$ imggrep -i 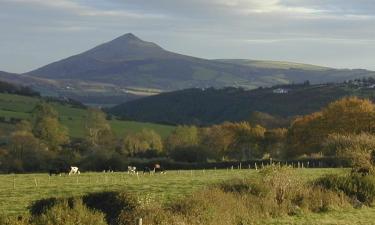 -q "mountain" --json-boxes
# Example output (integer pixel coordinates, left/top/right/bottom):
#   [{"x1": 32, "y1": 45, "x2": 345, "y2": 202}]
[
  {"x1": 0, "y1": 33, "x2": 374, "y2": 106},
  {"x1": 109, "y1": 79, "x2": 375, "y2": 125}
]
